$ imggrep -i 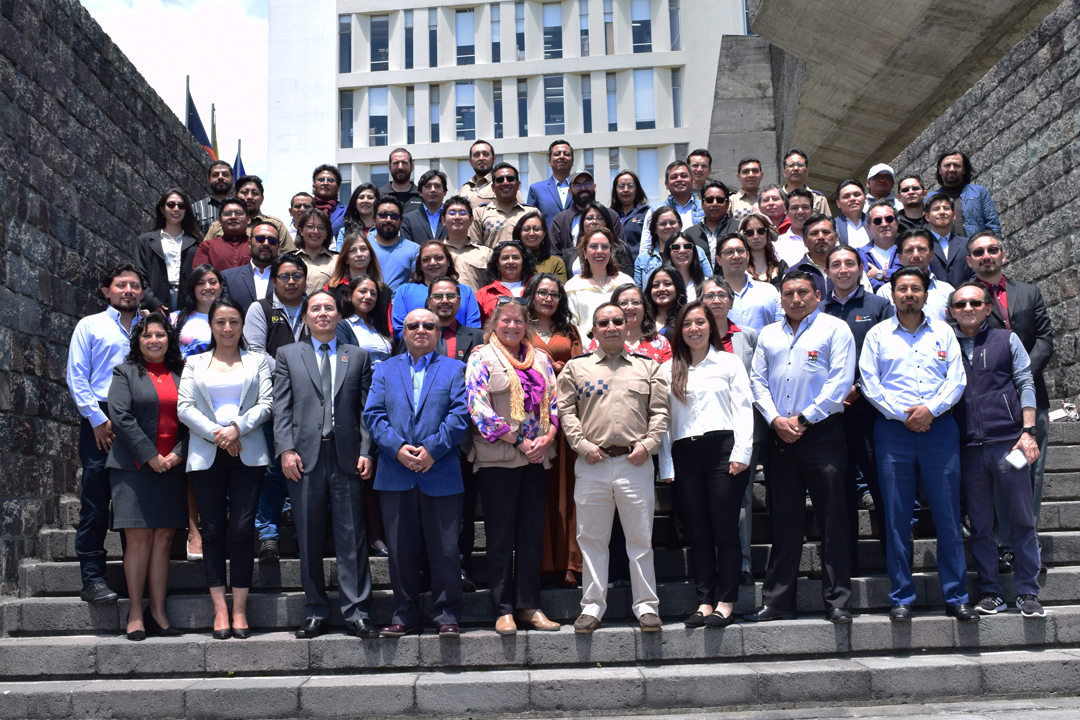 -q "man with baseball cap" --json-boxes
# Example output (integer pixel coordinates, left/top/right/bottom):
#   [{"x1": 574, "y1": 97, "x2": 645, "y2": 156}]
[{"x1": 864, "y1": 164, "x2": 903, "y2": 212}]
